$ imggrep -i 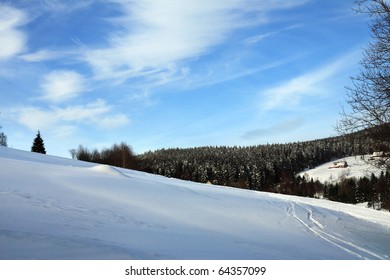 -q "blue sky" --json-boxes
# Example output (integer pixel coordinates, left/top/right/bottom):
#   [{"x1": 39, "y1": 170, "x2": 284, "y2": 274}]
[{"x1": 0, "y1": 0, "x2": 370, "y2": 157}]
